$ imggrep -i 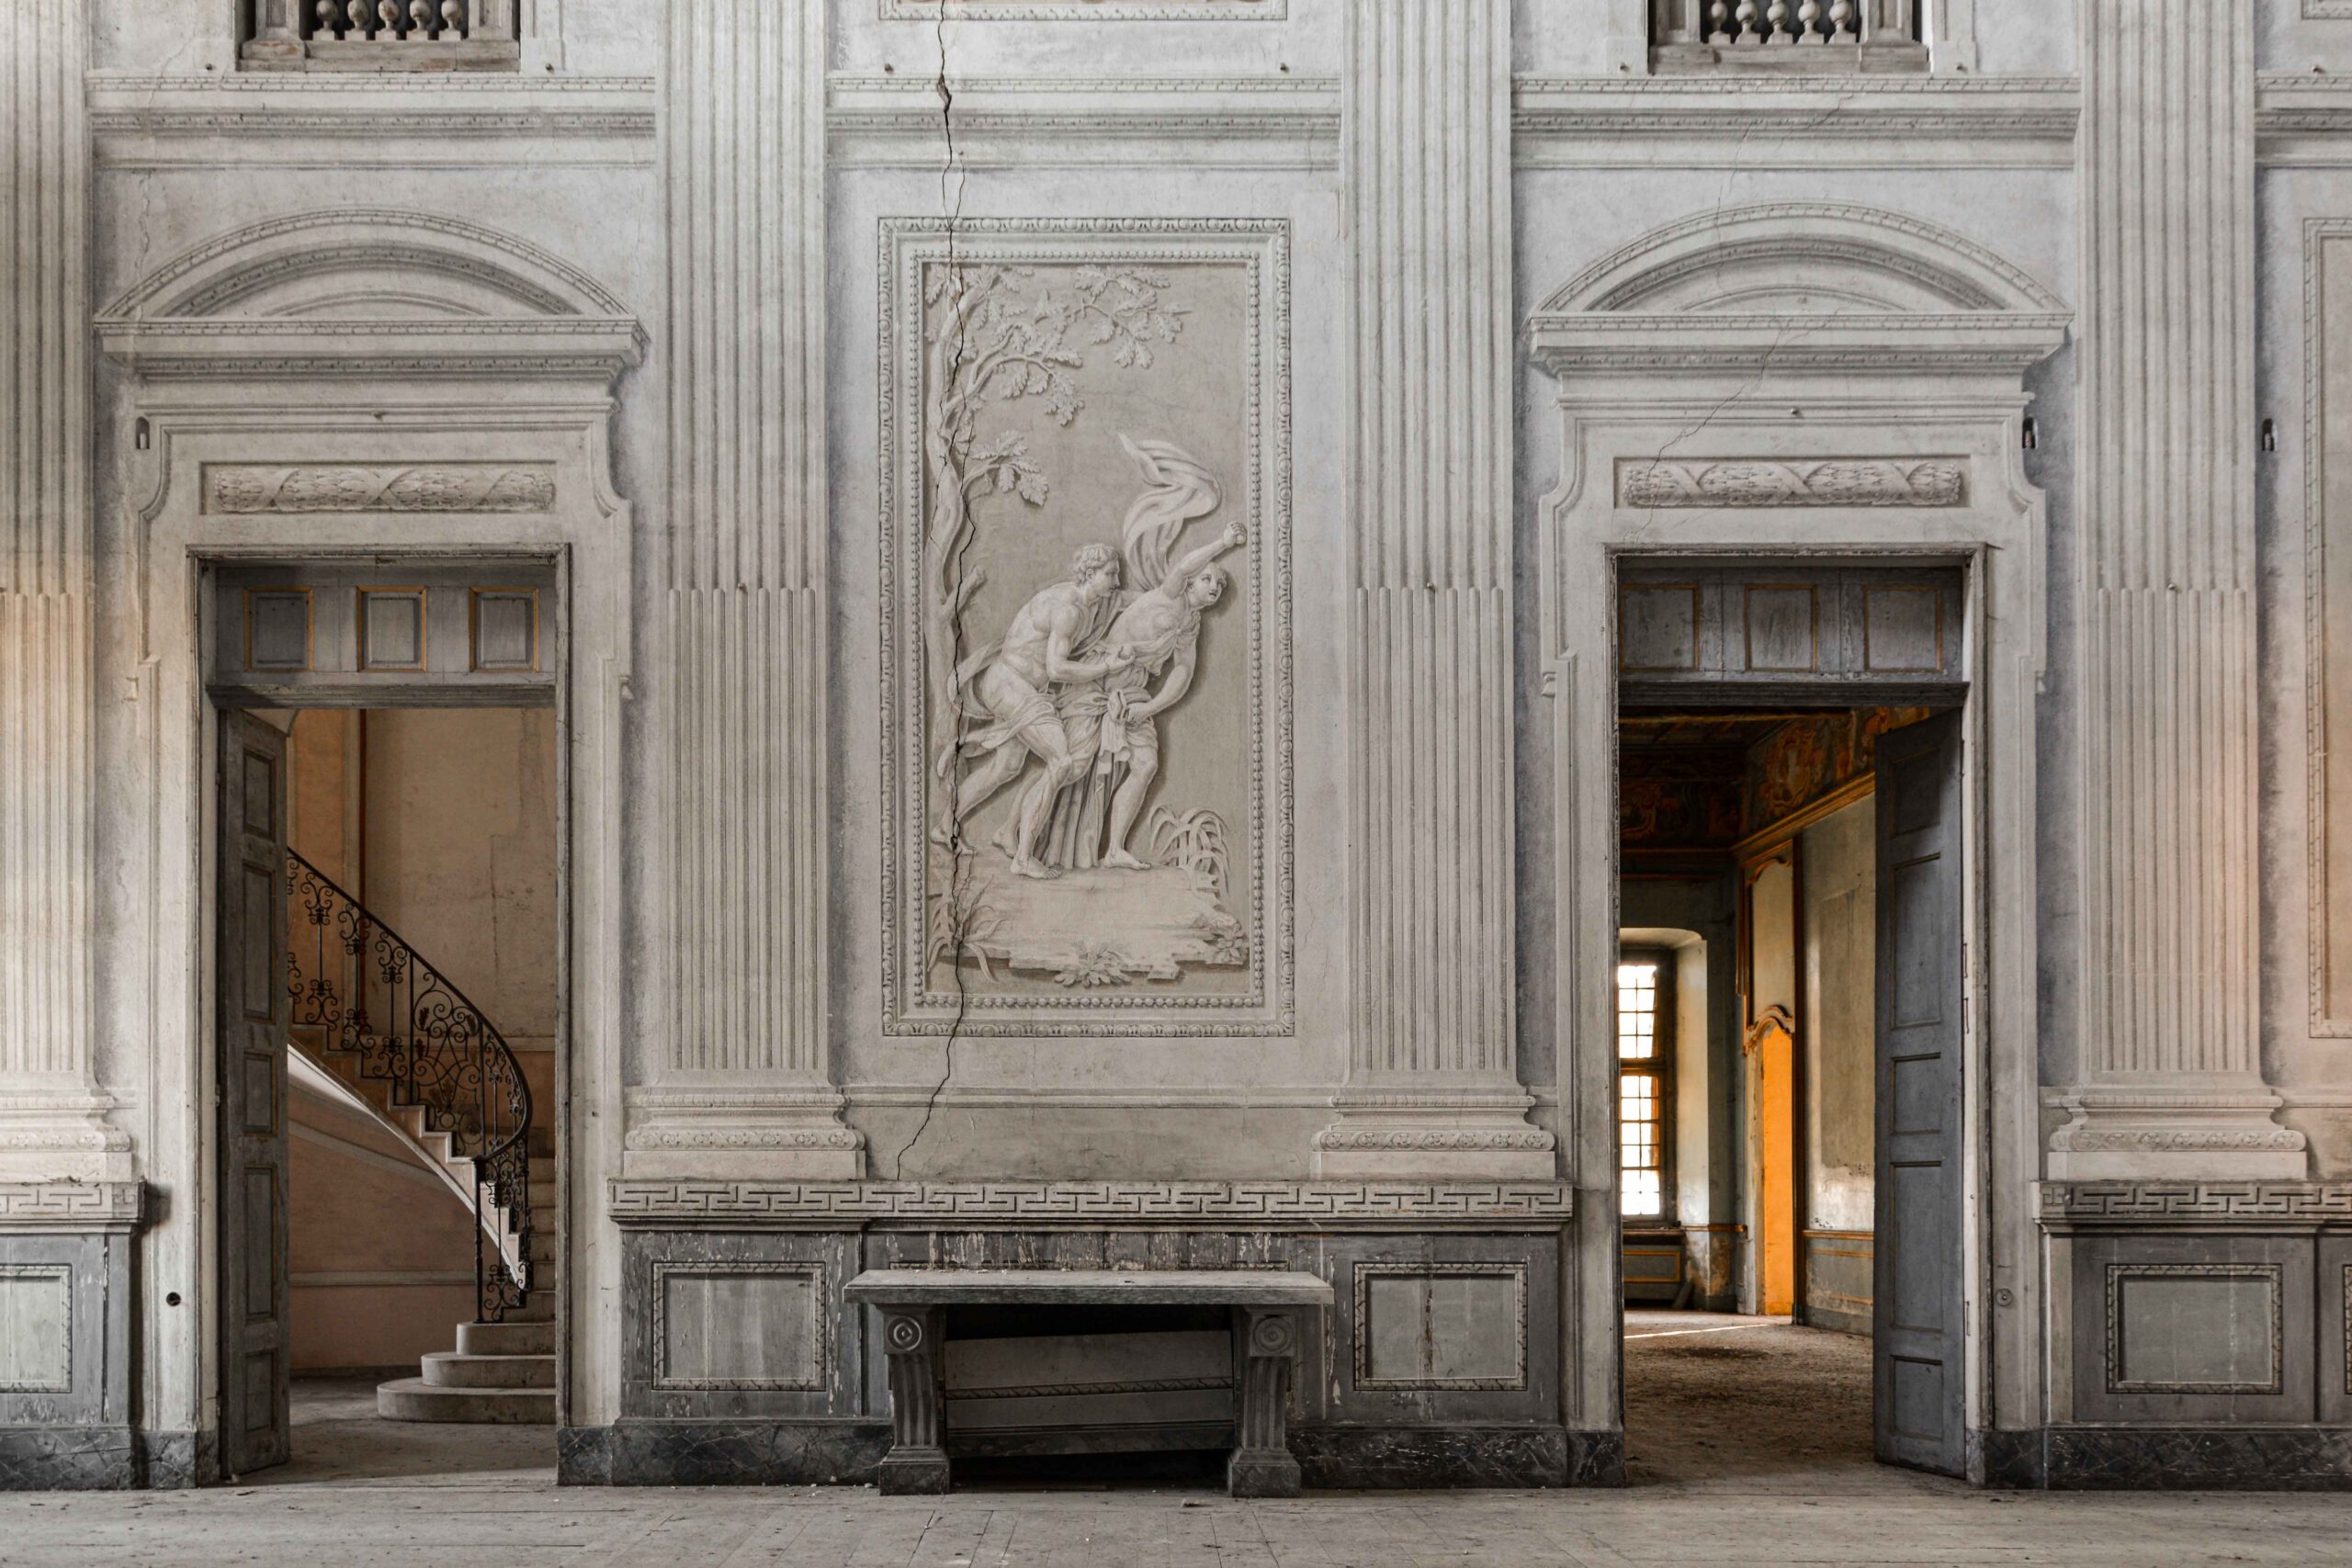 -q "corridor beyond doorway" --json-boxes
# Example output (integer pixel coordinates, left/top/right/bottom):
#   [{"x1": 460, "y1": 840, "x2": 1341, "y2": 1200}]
[{"x1": 1623, "y1": 1310, "x2": 1920, "y2": 1489}]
